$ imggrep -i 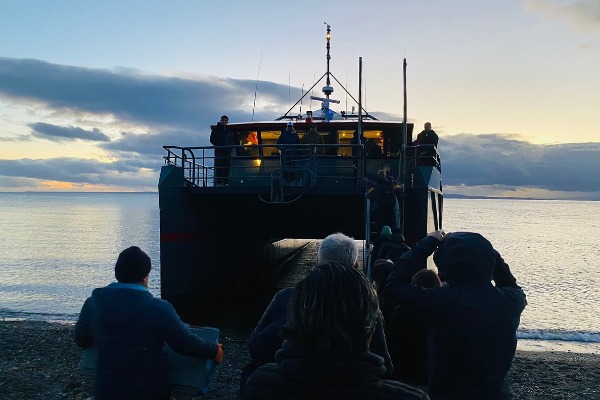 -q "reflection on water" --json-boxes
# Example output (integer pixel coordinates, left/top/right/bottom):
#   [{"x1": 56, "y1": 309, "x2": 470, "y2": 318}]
[
  {"x1": 443, "y1": 198, "x2": 600, "y2": 336},
  {"x1": 0, "y1": 192, "x2": 160, "y2": 318}
]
